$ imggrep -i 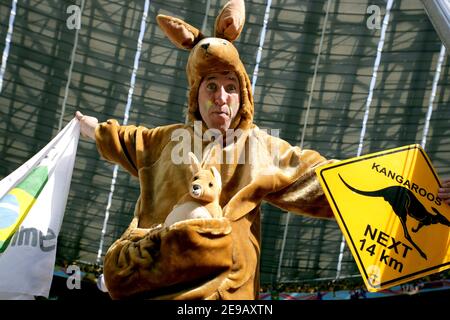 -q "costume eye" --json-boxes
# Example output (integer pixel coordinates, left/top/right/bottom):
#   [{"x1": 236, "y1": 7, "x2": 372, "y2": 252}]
[
  {"x1": 209, "y1": 182, "x2": 213, "y2": 188},
  {"x1": 206, "y1": 83, "x2": 217, "y2": 91},
  {"x1": 225, "y1": 84, "x2": 237, "y2": 93}
]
